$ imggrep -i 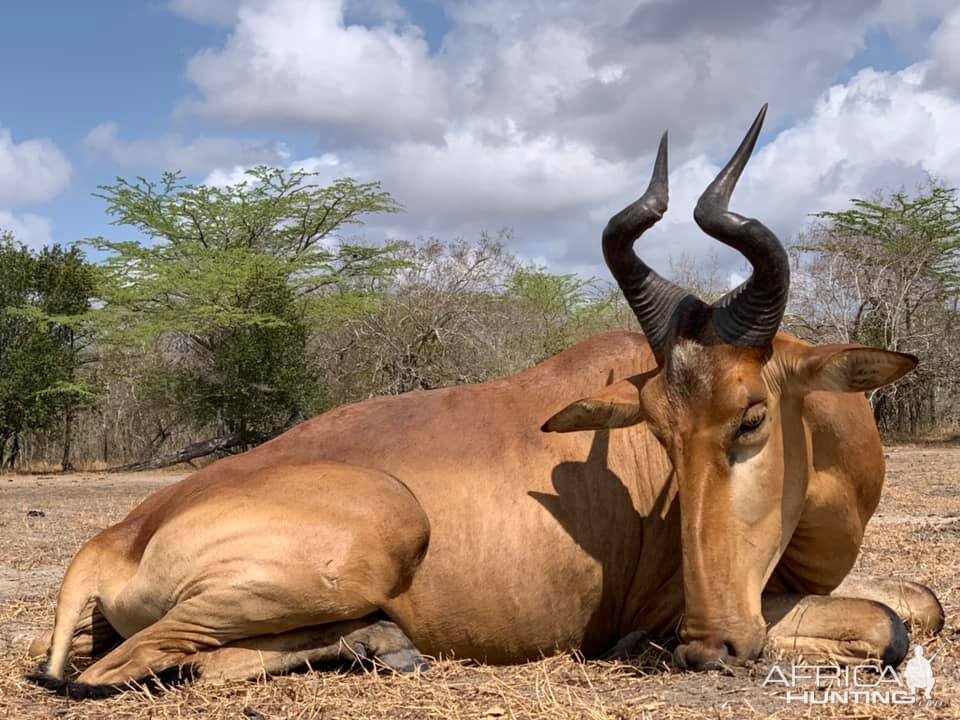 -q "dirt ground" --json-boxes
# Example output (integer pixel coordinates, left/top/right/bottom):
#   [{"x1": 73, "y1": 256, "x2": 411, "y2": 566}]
[{"x1": 1, "y1": 445, "x2": 958, "y2": 719}]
